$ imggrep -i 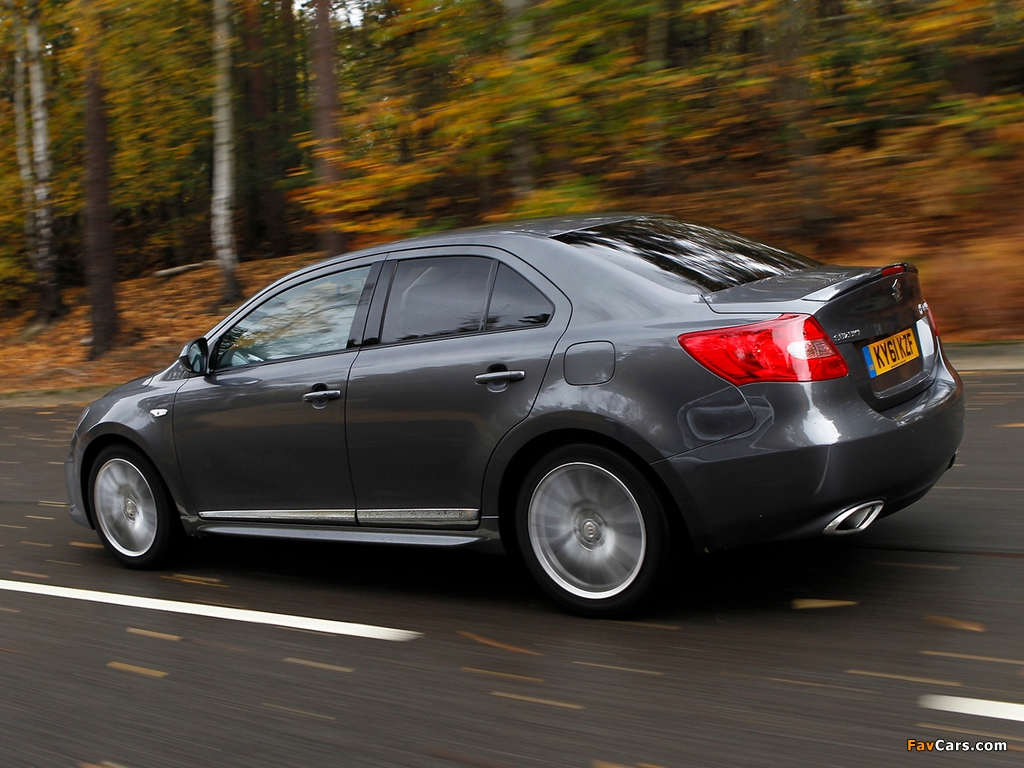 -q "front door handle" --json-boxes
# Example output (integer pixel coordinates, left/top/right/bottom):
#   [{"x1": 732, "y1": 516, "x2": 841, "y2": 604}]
[
  {"x1": 302, "y1": 389, "x2": 342, "y2": 402},
  {"x1": 474, "y1": 370, "x2": 525, "y2": 385}
]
